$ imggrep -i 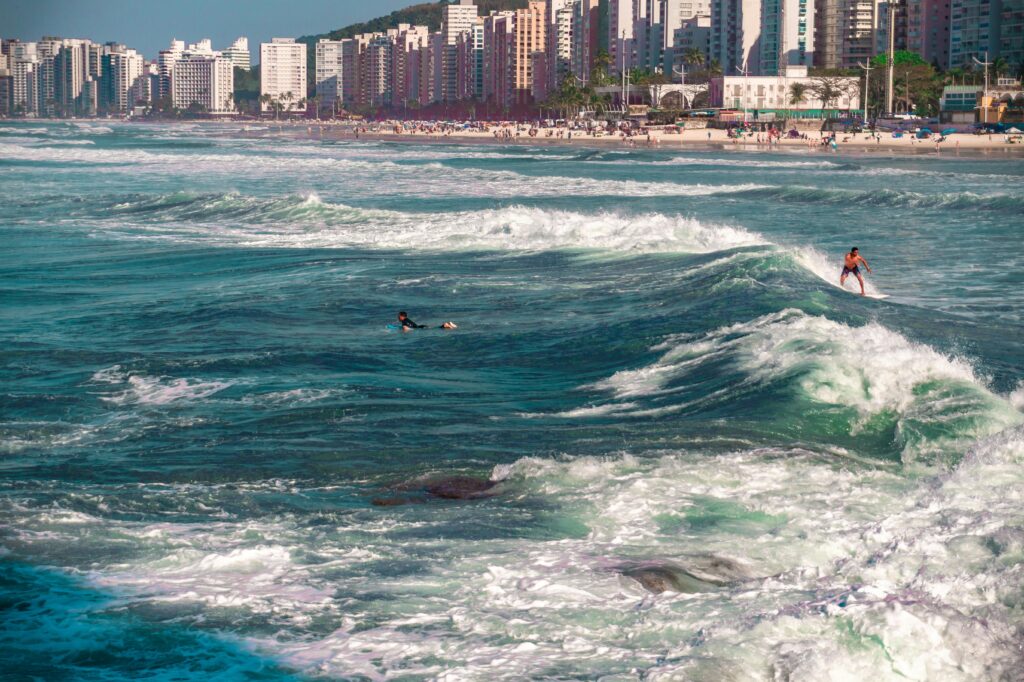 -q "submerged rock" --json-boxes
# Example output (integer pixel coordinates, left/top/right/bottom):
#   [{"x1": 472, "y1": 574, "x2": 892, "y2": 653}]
[
  {"x1": 619, "y1": 555, "x2": 750, "y2": 594},
  {"x1": 423, "y1": 475, "x2": 497, "y2": 500},
  {"x1": 372, "y1": 474, "x2": 499, "y2": 506},
  {"x1": 621, "y1": 563, "x2": 720, "y2": 594}
]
